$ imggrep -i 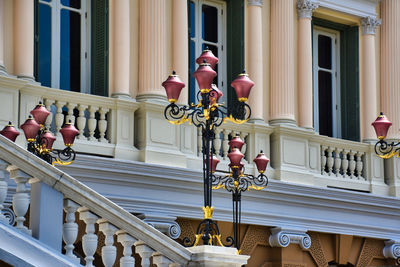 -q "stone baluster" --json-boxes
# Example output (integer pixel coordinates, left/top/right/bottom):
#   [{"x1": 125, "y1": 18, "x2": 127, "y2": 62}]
[
  {"x1": 213, "y1": 128, "x2": 222, "y2": 158},
  {"x1": 117, "y1": 230, "x2": 137, "y2": 267},
  {"x1": 87, "y1": 106, "x2": 98, "y2": 141},
  {"x1": 341, "y1": 150, "x2": 349, "y2": 178},
  {"x1": 222, "y1": 130, "x2": 230, "y2": 160},
  {"x1": 55, "y1": 101, "x2": 66, "y2": 136},
  {"x1": 326, "y1": 147, "x2": 334, "y2": 176},
  {"x1": 334, "y1": 148, "x2": 342, "y2": 177},
  {"x1": 98, "y1": 219, "x2": 118, "y2": 267},
  {"x1": 7, "y1": 166, "x2": 31, "y2": 234},
  {"x1": 65, "y1": 103, "x2": 77, "y2": 125},
  {"x1": 98, "y1": 108, "x2": 109, "y2": 143},
  {"x1": 152, "y1": 252, "x2": 172, "y2": 267},
  {"x1": 135, "y1": 241, "x2": 155, "y2": 267},
  {"x1": 63, "y1": 199, "x2": 80, "y2": 263},
  {"x1": 0, "y1": 159, "x2": 9, "y2": 224},
  {"x1": 240, "y1": 132, "x2": 248, "y2": 161},
  {"x1": 349, "y1": 151, "x2": 356, "y2": 179},
  {"x1": 321, "y1": 146, "x2": 327, "y2": 175},
  {"x1": 44, "y1": 99, "x2": 54, "y2": 130},
  {"x1": 78, "y1": 208, "x2": 99, "y2": 267},
  {"x1": 197, "y1": 127, "x2": 202, "y2": 157},
  {"x1": 76, "y1": 104, "x2": 88, "y2": 140},
  {"x1": 356, "y1": 152, "x2": 364, "y2": 180}
]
